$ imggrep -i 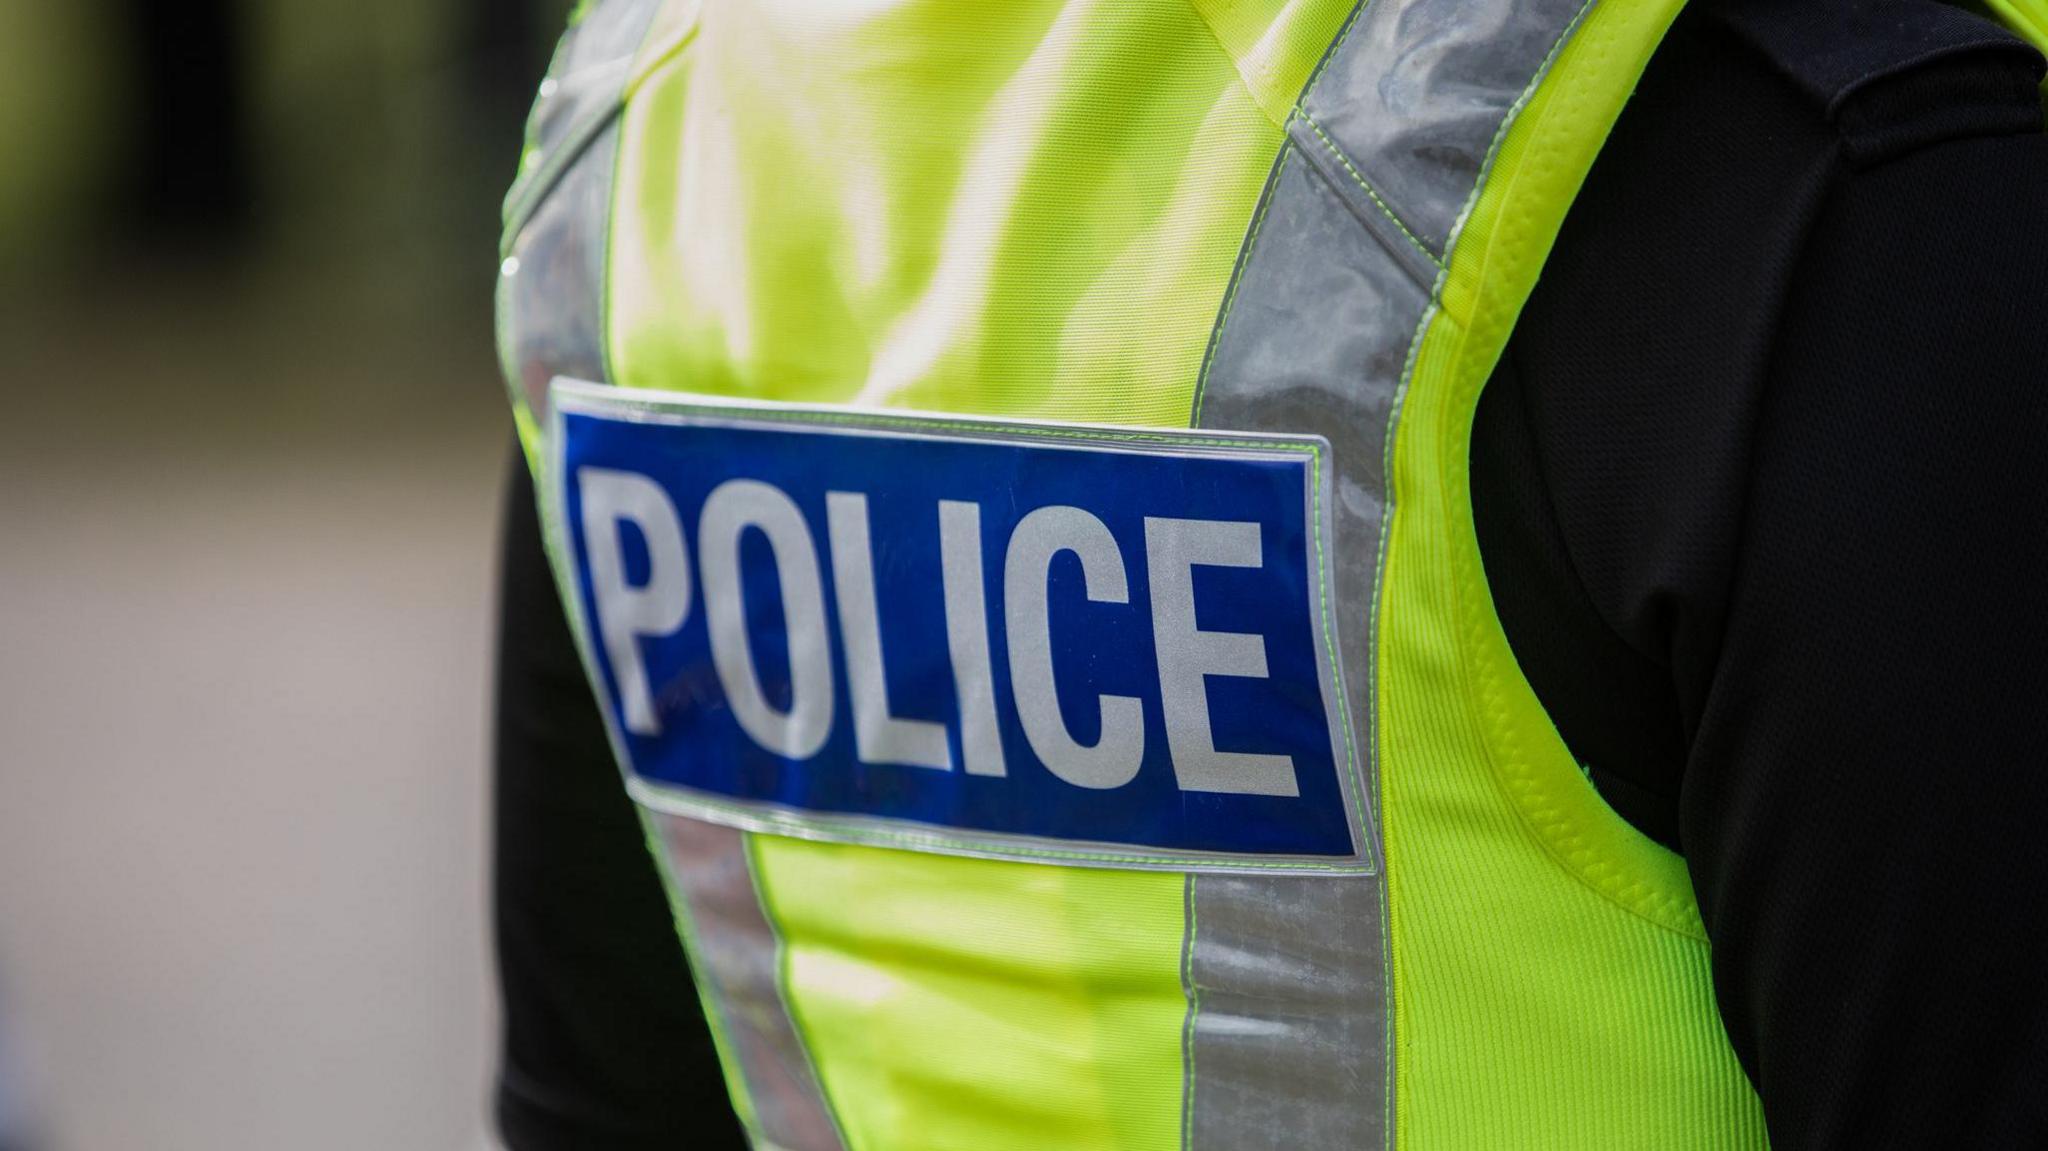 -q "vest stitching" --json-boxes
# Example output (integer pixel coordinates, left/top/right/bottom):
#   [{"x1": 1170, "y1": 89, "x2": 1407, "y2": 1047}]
[
  {"x1": 1190, "y1": 146, "x2": 1293, "y2": 426},
  {"x1": 1188, "y1": 0, "x2": 1376, "y2": 429},
  {"x1": 1436, "y1": 0, "x2": 1597, "y2": 275},
  {"x1": 1295, "y1": 115, "x2": 1448, "y2": 269},
  {"x1": 502, "y1": 101, "x2": 624, "y2": 257},
  {"x1": 631, "y1": 782, "x2": 1367, "y2": 872},
  {"x1": 740, "y1": 832, "x2": 855, "y2": 1148},
  {"x1": 500, "y1": 2, "x2": 698, "y2": 255},
  {"x1": 1302, "y1": 0, "x2": 1376, "y2": 106},
  {"x1": 572, "y1": 398, "x2": 1326, "y2": 454},
  {"x1": 1435, "y1": 2, "x2": 1720, "y2": 940},
  {"x1": 1177, "y1": 873, "x2": 1201, "y2": 1151}
]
